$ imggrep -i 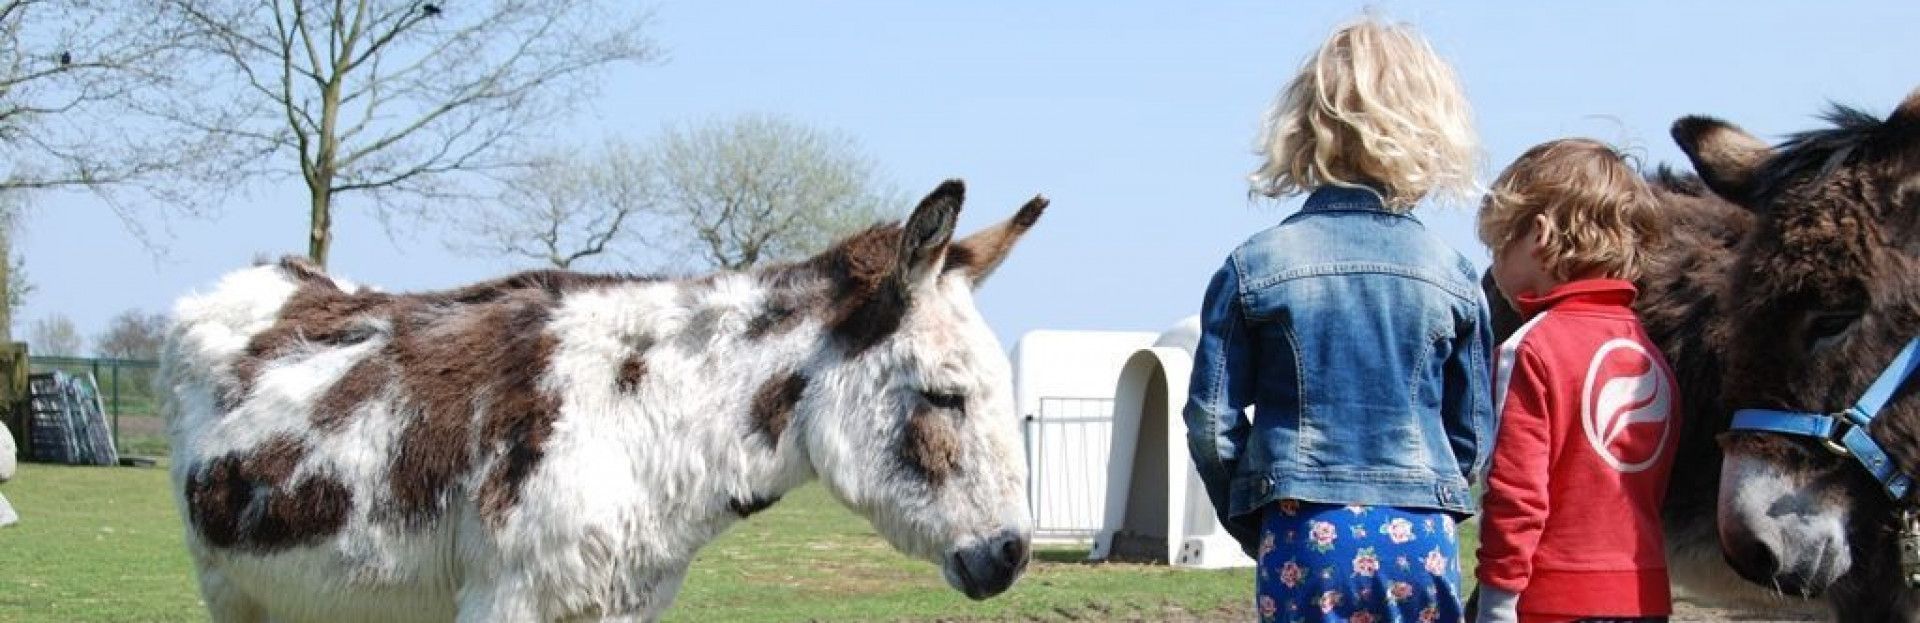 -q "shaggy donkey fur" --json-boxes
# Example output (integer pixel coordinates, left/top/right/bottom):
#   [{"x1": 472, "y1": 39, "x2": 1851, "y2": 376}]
[{"x1": 162, "y1": 180, "x2": 1045, "y2": 622}]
